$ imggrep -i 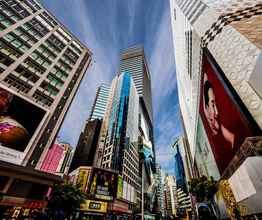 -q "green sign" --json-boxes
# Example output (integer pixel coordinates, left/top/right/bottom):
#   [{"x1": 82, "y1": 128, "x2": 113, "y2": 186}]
[{"x1": 117, "y1": 176, "x2": 123, "y2": 199}]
